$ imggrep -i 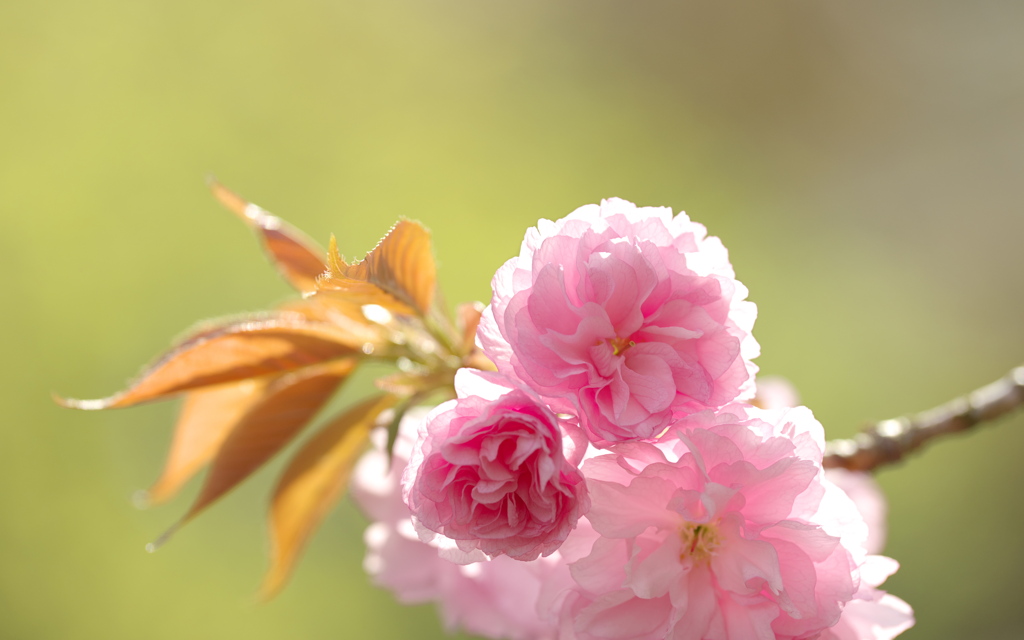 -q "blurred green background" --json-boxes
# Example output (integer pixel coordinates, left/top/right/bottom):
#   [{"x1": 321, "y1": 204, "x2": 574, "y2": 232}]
[{"x1": 3, "y1": 1, "x2": 1024, "y2": 638}]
